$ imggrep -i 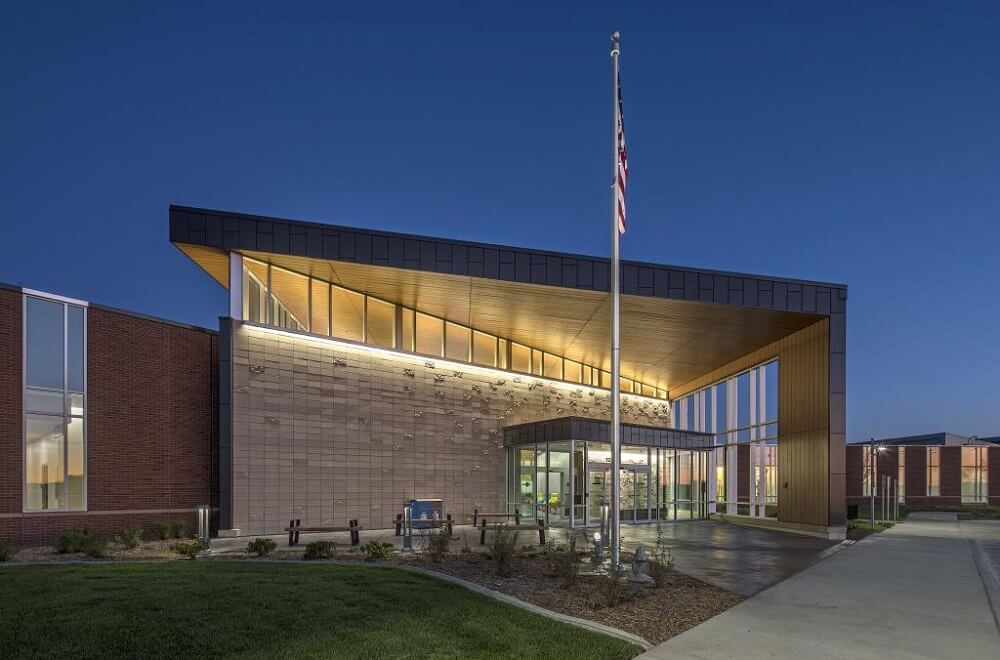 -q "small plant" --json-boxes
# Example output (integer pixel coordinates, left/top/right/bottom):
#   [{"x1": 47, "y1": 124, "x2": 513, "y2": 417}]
[
  {"x1": 424, "y1": 527, "x2": 451, "y2": 562},
  {"x1": 649, "y1": 520, "x2": 675, "y2": 589},
  {"x1": 491, "y1": 525, "x2": 519, "y2": 577},
  {"x1": 152, "y1": 522, "x2": 172, "y2": 540},
  {"x1": 460, "y1": 531, "x2": 472, "y2": 554},
  {"x1": 0, "y1": 539, "x2": 15, "y2": 562},
  {"x1": 593, "y1": 567, "x2": 636, "y2": 608},
  {"x1": 246, "y1": 538, "x2": 277, "y2": 557},
  {"x1": 547, "y1": 538, "x2": 579, "y2": 587},
  {"x1": 361, "y1": 541, "x2": 394, "y2": 561},
  {"x1": 303, "y1": 540, "x2": 337, "y2": 560},
  {"x1": 55, "y1": 528, "x2": 96, "y2": 554},
  {"x1": 113, "y1": 527, "x2": 142, "y2": 550},
  {"x1": 171, "y1": 539, "x2": 205, "y2": 560},
  {"x1": 168, "y1": 521, "x2": 187, "y2": 539},
  {"x1": 82, "y1": 536, "x2": 108, "y2": 558}
]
